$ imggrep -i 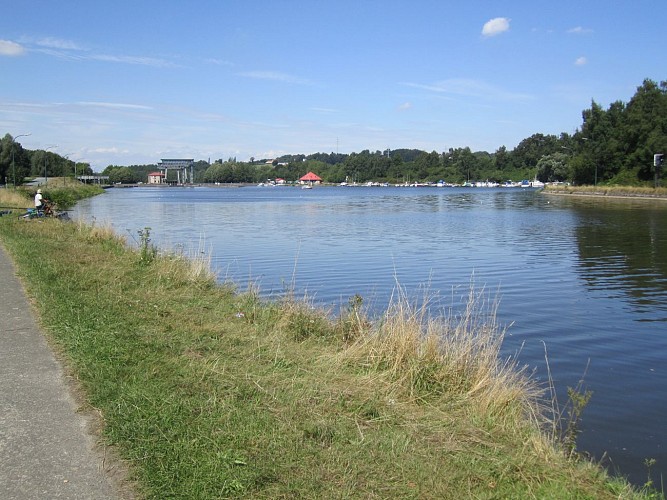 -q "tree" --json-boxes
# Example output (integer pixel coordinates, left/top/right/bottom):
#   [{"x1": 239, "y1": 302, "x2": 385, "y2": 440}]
[
  {"x1": 108, "y1": 167, "x2": 138, "y2": 184},
  {"x1": 203, "y1": 163, "x2": 229, "y2": 183},
  {"x1": 494, "y1": 146, "x2": 510, "y2": 171},
  {"x1": 510, "y1": 133, "x2": 560, "y2": 173},
  {"x1": 623, "y1": 79, "x2": 667, "y2": 182},
  {"x1": 29, "y1": 150, "x2": 62, "y2": 177},
  {"x1": 571, "y1": 79, "x2": 667, "y2": 185},
  {"x1": 451, "y1": 147, "x2": 476, "y2": 182},
  {"x1": 0, "y1": 133, "x2": 30, "y2": 186},
  {"x1": 579, "y1": 100, "x2": 611, "y2": 184},
  {"x1": 414, "y1": 151, "x2": 440, "y2": 180},
  {"x1": 536, "y1": 152, "x2": 570, "y2": 182},
  {"x1": 0, "y1": 134, "x2": 13, "y2": 183}
]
